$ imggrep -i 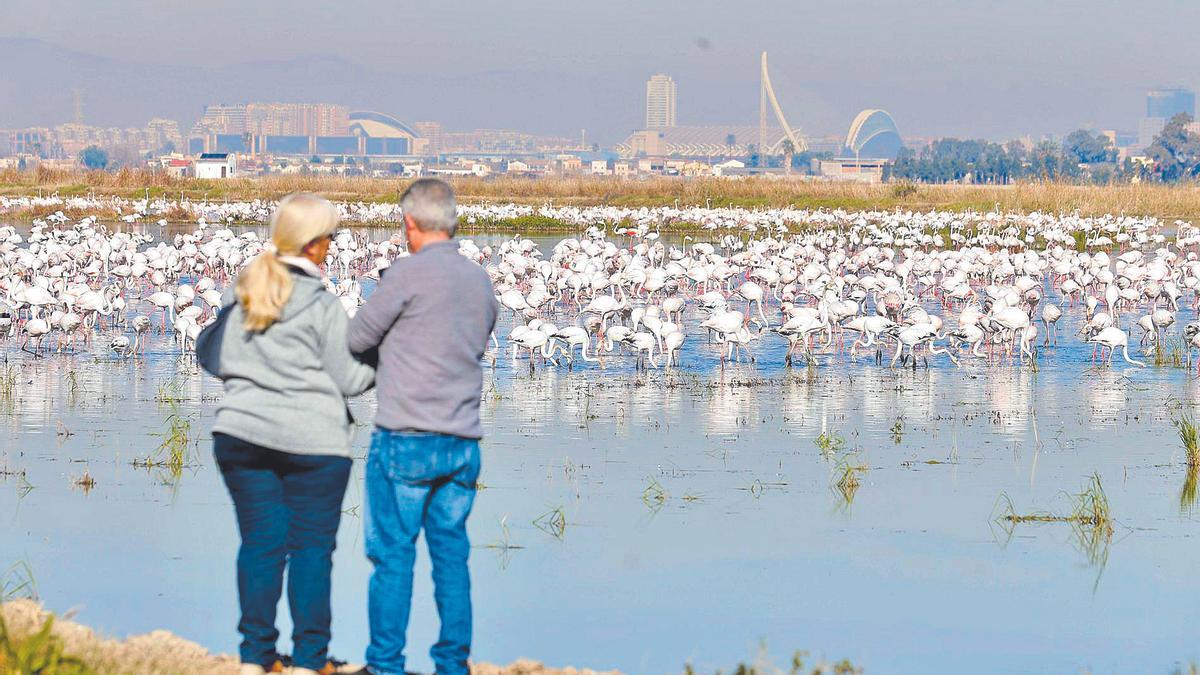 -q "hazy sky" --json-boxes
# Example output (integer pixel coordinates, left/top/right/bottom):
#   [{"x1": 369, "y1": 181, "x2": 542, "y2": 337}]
[{"x1": 1, "y1": 0, "x2": 1197, "y2": 143}]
